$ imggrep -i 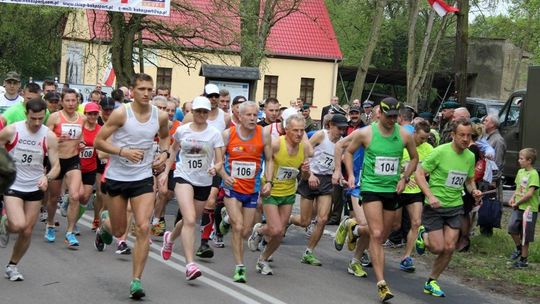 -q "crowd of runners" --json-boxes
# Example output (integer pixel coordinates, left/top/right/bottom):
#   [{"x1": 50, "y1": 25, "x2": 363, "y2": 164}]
[{"x1": 0, "y1": 71, "x2": 537, "y2": 303}]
